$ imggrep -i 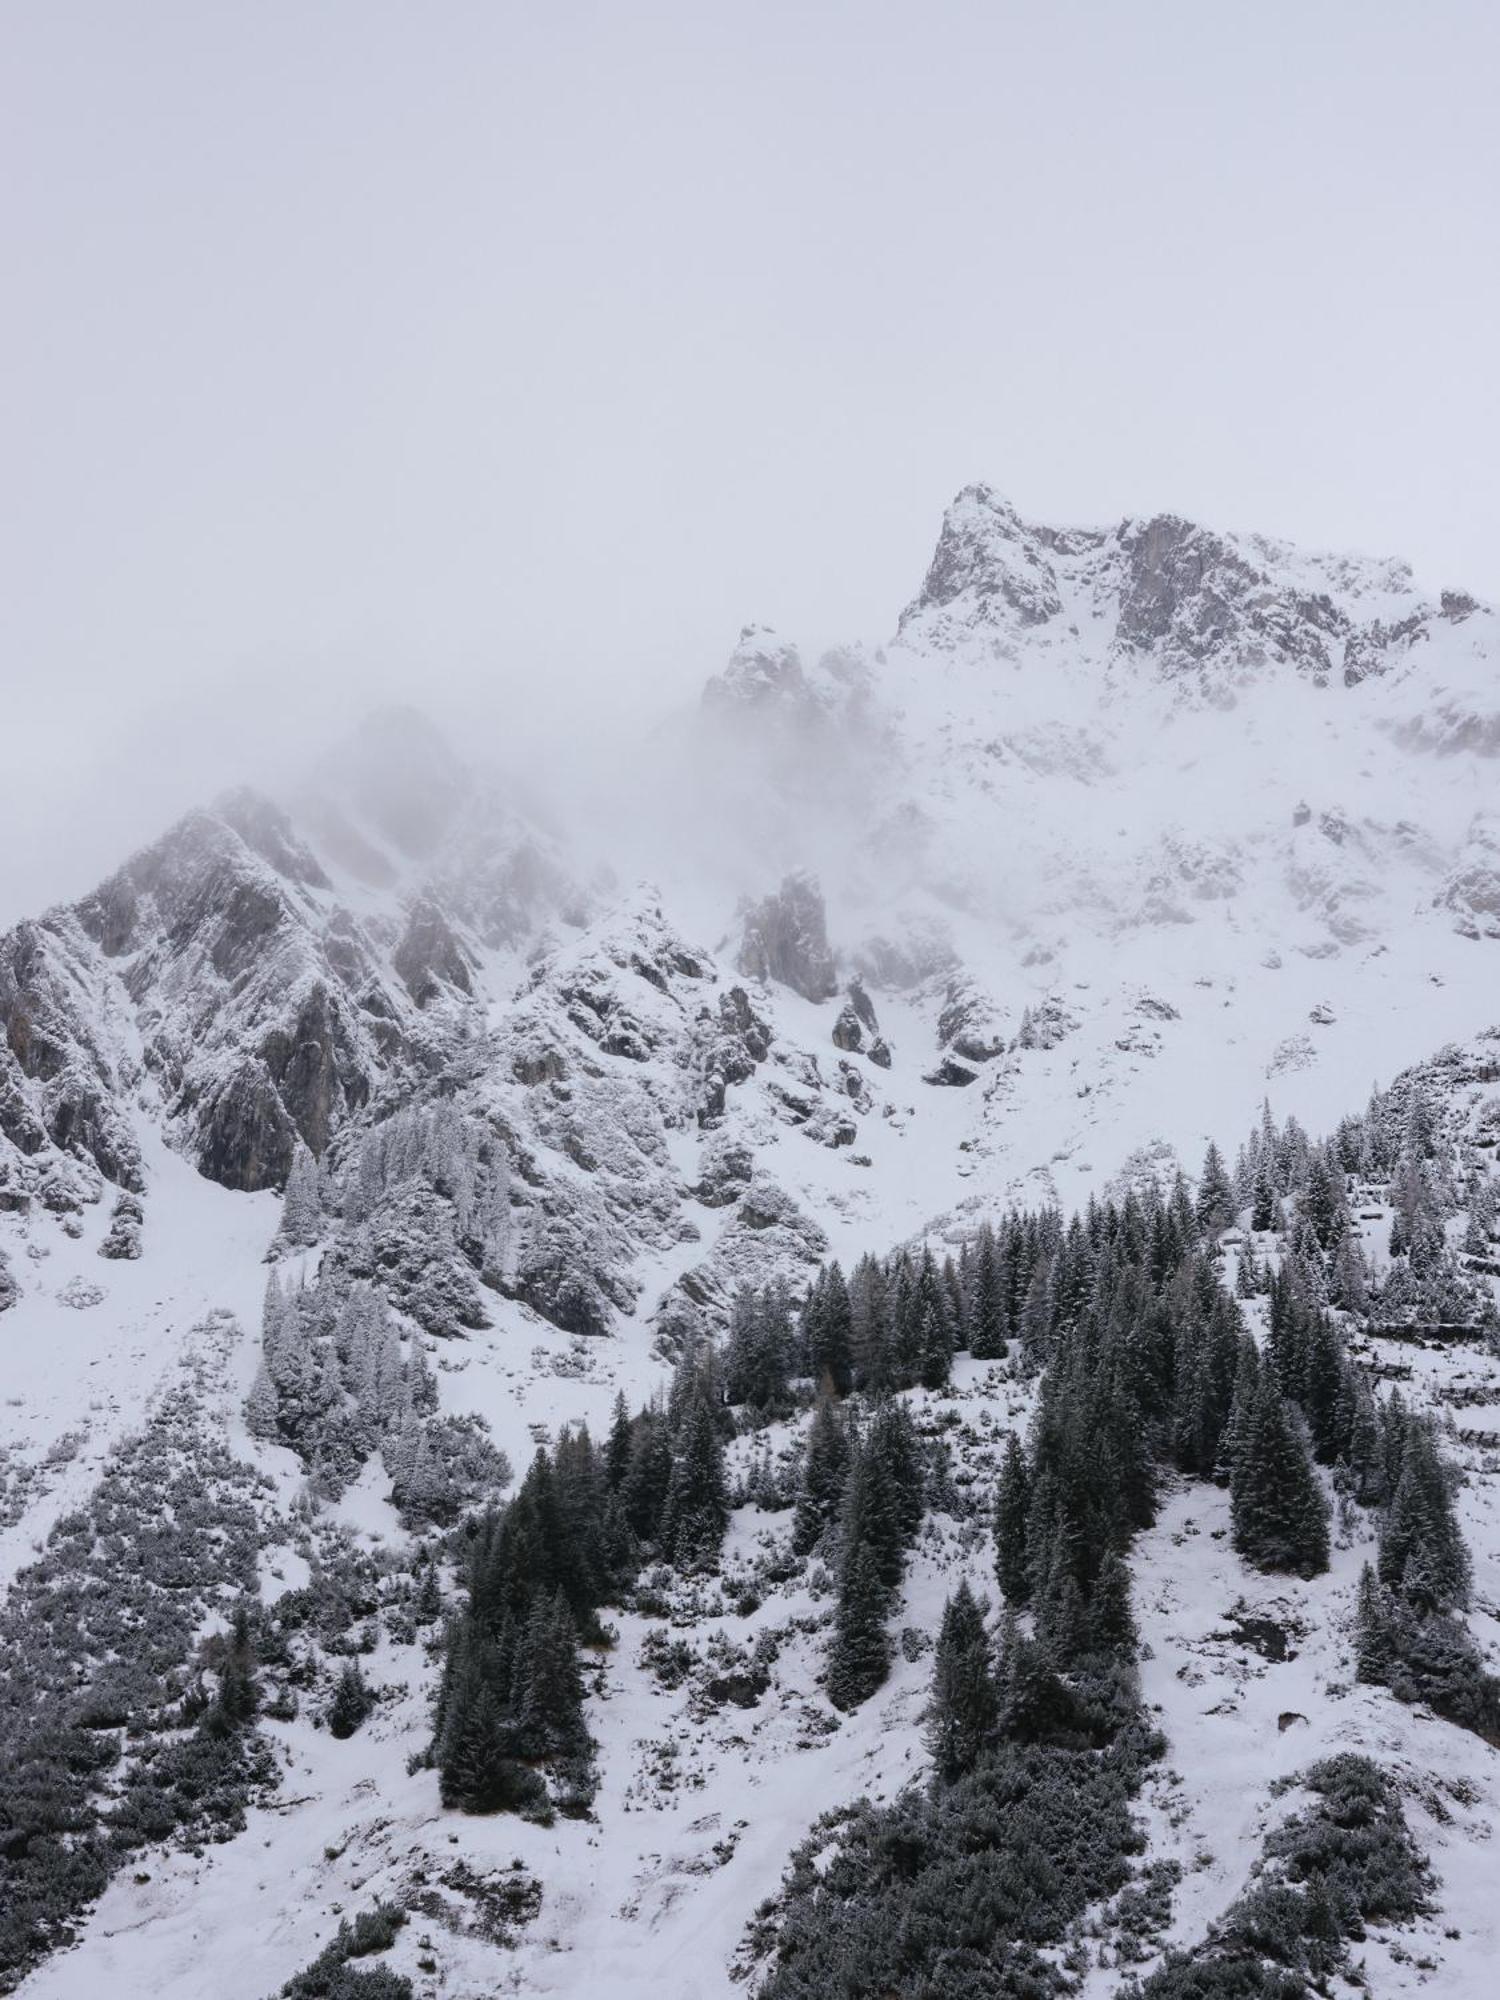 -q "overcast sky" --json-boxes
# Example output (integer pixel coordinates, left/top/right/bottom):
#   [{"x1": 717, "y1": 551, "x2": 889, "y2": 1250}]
[{"x1": 3, "y1": 0, "x2": 1498, "y2": 922}]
